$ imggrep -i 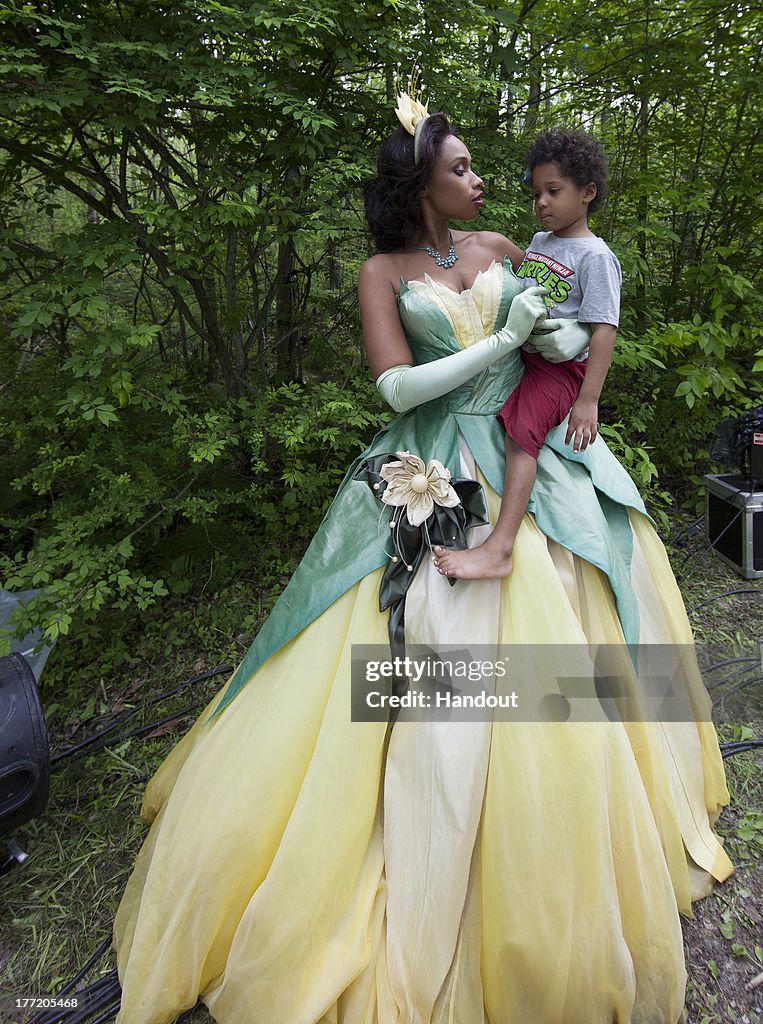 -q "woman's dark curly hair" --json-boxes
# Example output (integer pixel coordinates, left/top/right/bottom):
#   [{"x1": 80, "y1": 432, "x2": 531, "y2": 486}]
[
  {"x1": 525, "y1": 129, "x2": 608, "y2": 213},
  {"x1": 363, "y1": 113, "x2": 456, "y2": 252}
]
